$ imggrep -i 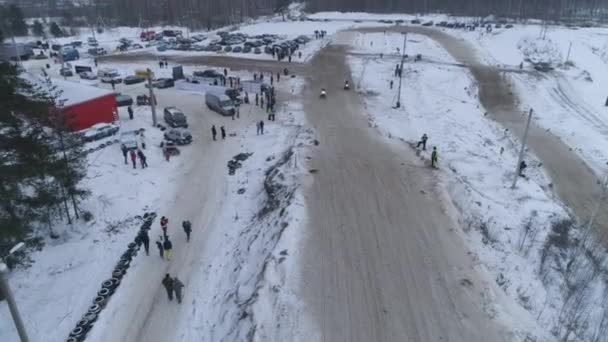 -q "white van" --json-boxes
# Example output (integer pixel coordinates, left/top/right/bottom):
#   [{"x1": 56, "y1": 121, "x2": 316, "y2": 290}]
[{"x1": 98, "y1": 69, "x2": 123, "y2": 84}]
